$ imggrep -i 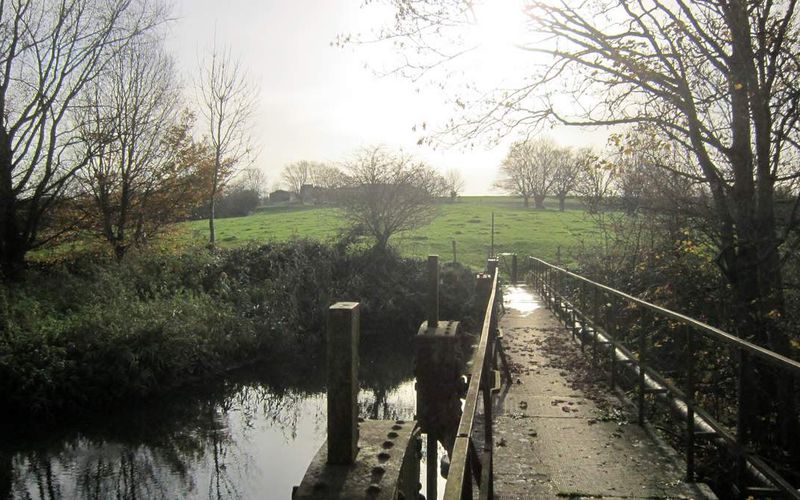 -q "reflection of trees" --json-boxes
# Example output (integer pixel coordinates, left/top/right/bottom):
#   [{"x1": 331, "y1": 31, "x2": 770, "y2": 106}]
[
  {"x1": 4, "y1": 342, "x2": 416, "y2": 498},
  {"x1": 1, "y1": 452, "x2": 11, "y2": 499}
]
